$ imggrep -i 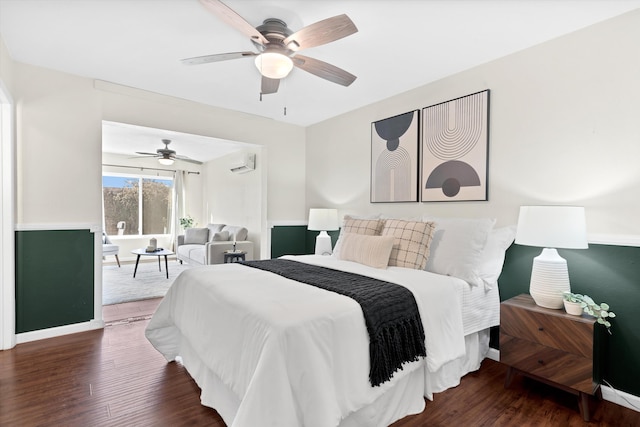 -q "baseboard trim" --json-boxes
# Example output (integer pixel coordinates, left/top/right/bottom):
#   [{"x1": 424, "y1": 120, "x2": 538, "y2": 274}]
[
  {"x1": 488, "y1": 350, "x2": 639, "y2": 413},
  {"x1": 602, "y1": 385, "x2": 640, "y2": 413},
  {"x1": 486, "y1": 347, "x2": 500, "y2": 362},
  {"x1": 16, "y1": 319, "x2": 104, "y2": 344}
]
